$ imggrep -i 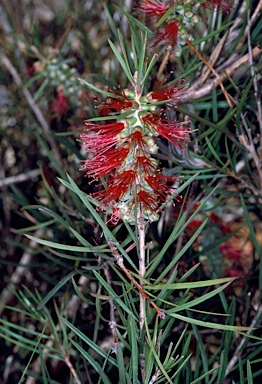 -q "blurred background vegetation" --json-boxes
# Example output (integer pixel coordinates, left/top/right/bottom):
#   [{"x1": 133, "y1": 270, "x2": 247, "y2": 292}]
[{"x1": 0, "y1": 0, "x2": 262, "y2": 383}]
